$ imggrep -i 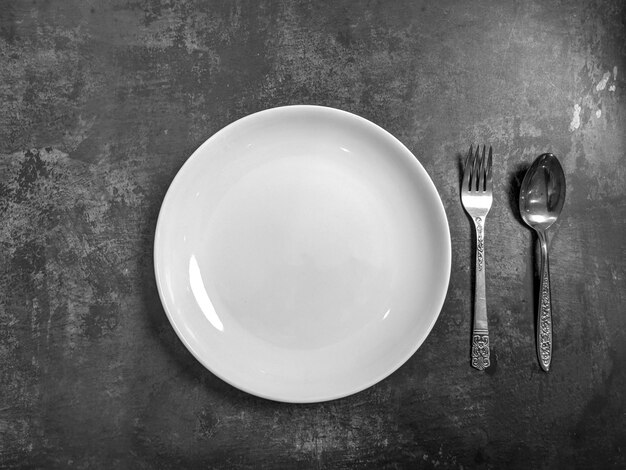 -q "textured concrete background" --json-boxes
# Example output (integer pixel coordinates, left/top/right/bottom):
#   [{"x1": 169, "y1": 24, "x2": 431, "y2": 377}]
[{"x1": 0, "y1": 0, "x2": 625, "y2": 468}]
